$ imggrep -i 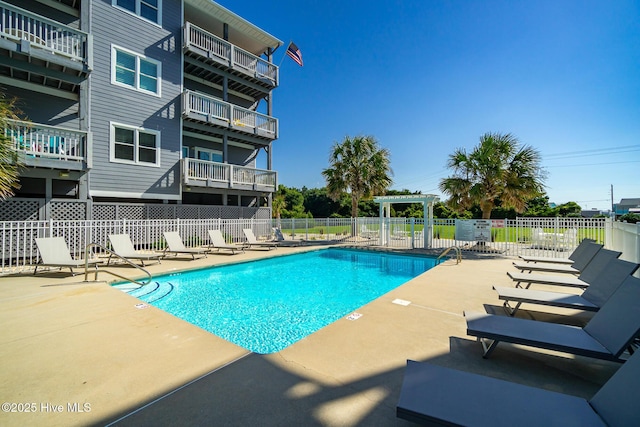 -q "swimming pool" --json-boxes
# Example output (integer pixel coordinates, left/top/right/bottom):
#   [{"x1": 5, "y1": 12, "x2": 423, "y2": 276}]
[{"x1": 119, "y1": 248, "x2": 439, "y2": 353}]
